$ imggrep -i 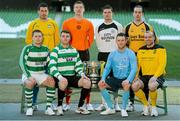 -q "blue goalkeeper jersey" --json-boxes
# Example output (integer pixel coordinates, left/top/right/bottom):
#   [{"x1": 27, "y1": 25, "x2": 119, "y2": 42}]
[{"x1": 101, "y1": 47, "x2": 137, "y2": 83}]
